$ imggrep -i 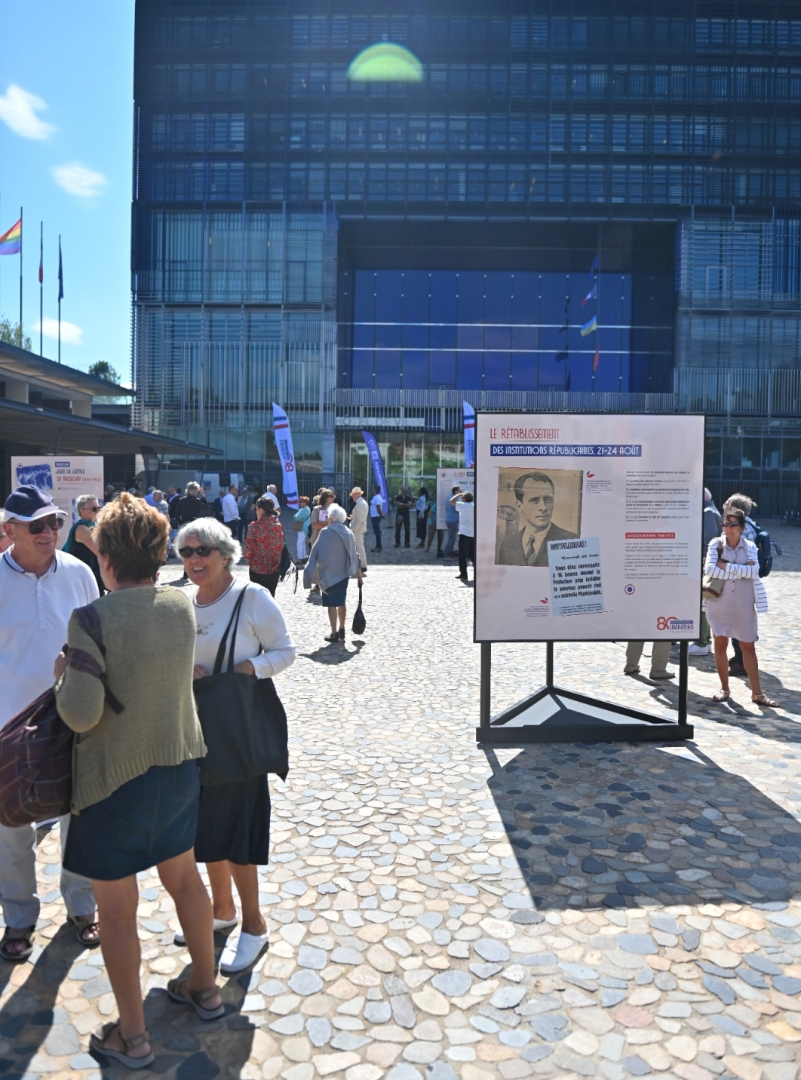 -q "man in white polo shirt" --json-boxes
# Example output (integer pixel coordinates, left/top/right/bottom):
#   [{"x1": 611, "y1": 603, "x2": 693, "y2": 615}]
[
  {"x1": 0, "y1": 486, "x2": 100, "y2": 960},
  {"x1": 221, "y1": 484, "x2": 240, "y2": 538}
]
